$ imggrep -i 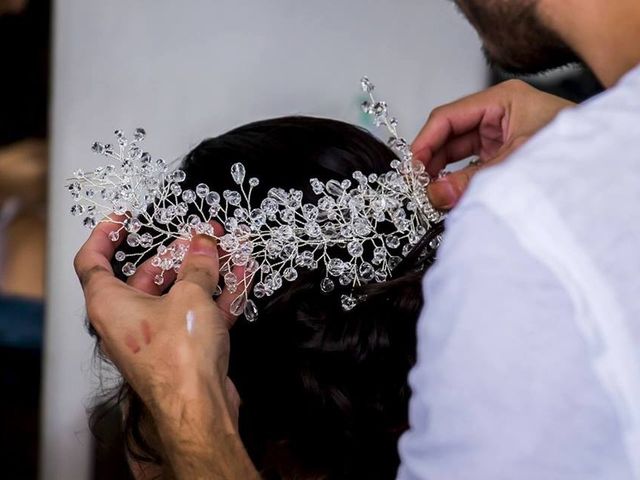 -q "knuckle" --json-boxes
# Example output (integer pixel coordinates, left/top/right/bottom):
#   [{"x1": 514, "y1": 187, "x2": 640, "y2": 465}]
[
  {"x1": 172, "y1": 278, "x2": 206, "y2": 298},
  {"x1": 73, "y1": 249, "x2": 84, "y2": 276},
  {"x1": 428, "y1": 105, "x2": 446, "y2": 120},
  {"x1": 502, "y1": 78, "x2": 529, "y2": 92},
  {"x1": 79, "y1": 264, "x2": 107, "y2": 289}
]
